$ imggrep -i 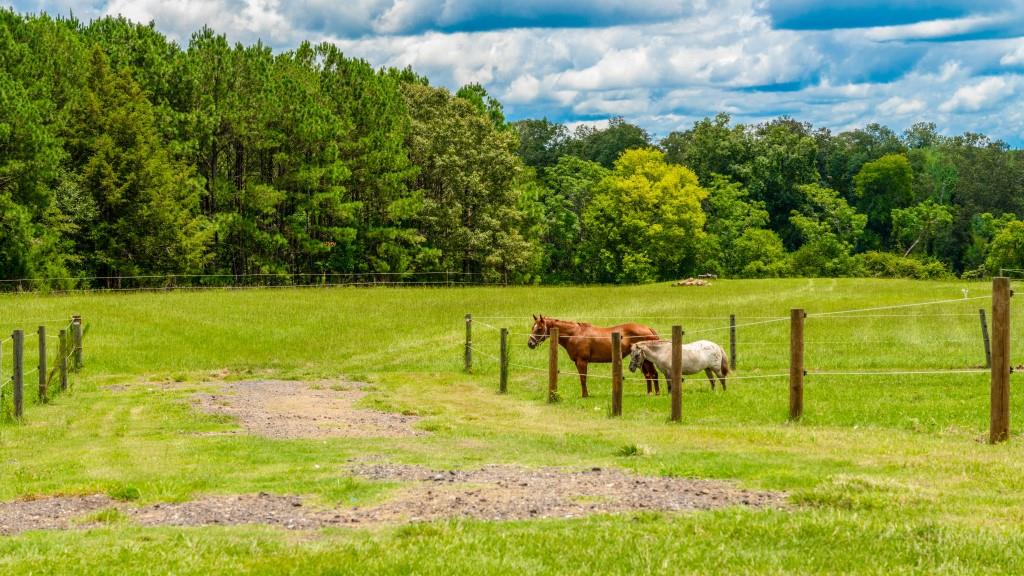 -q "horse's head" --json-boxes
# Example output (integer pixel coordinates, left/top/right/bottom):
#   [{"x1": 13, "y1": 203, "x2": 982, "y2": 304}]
[
  {"x1": 628, "y1": 345, "x2": 645, "y2": 372},
  {"x1": 527, "y1": 315, "x2": 549, "y2": 349}
]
